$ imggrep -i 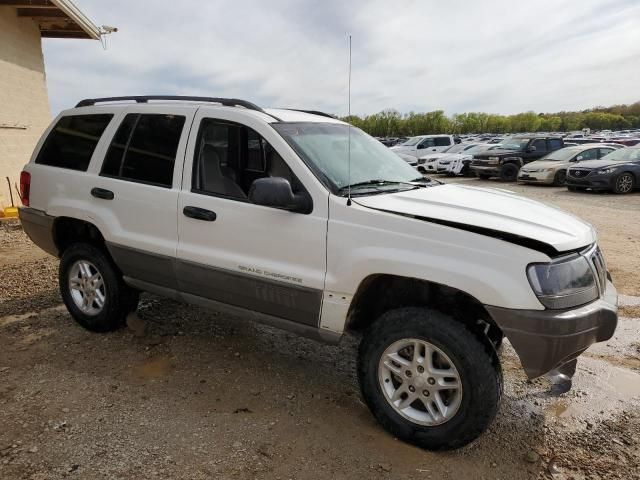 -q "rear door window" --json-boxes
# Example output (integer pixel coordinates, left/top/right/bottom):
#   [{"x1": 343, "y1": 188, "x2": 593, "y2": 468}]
[
  {"x1": 101, "y1": 113, "x2": 186, "y2": 187},
  {"x1": 434, "y1": 136, "x2": 452, "y2": 147},
  {"x1": 36, "y1": 114, "x2": 113, "y2": 171},
  {"x1": 548, "y1": 139, "x2": 563, "y2": 150}
]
